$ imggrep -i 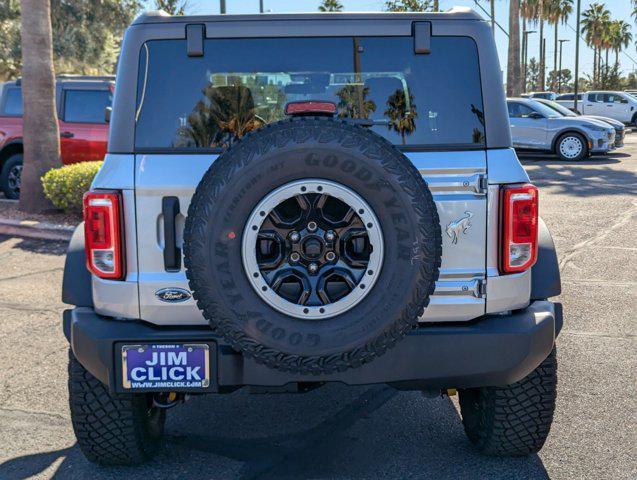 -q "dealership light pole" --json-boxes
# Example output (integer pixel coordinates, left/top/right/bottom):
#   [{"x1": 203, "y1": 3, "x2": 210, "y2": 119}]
[
  {"x1": 558, "y1": 39, "x2": 570, "y2": 93},
  {"x1": 220, "y1": 0, "x2": 226, "y2": 14},
  {"x1": 573, "y1": 0, "x2": 581, "y2": 111},
  {"x1": 522, "y1": 30, "x2": 536, "y2": 93},
  {"x1": 259, "y1": 0, "x2": 264, "y2": 13}
]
